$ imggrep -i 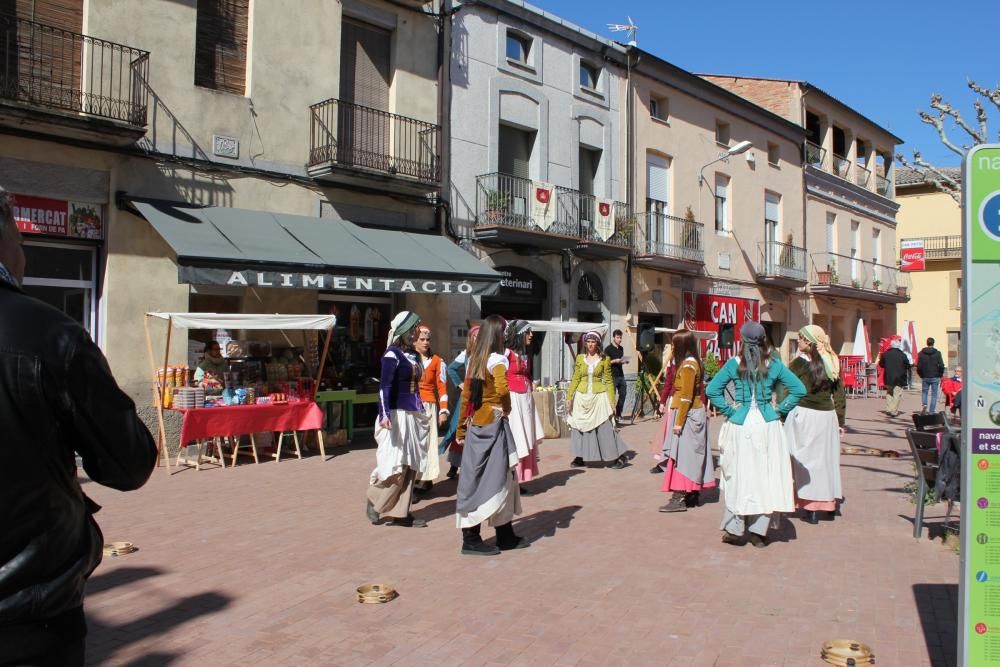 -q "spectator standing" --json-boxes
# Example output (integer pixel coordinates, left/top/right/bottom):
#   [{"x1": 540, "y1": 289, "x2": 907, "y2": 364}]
[
  {"x1": 0, "y1": 188, "x2": 158, "y2": 666},
  {"x1": 879, "y1": 339, "x2": 910, "y2": 417},
  {"x1": 604, "y1": 329, "x2": 629, "y2": 420},
  {"x1": 916, "y1": 337, "x2": 946, "y2": 414}
]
